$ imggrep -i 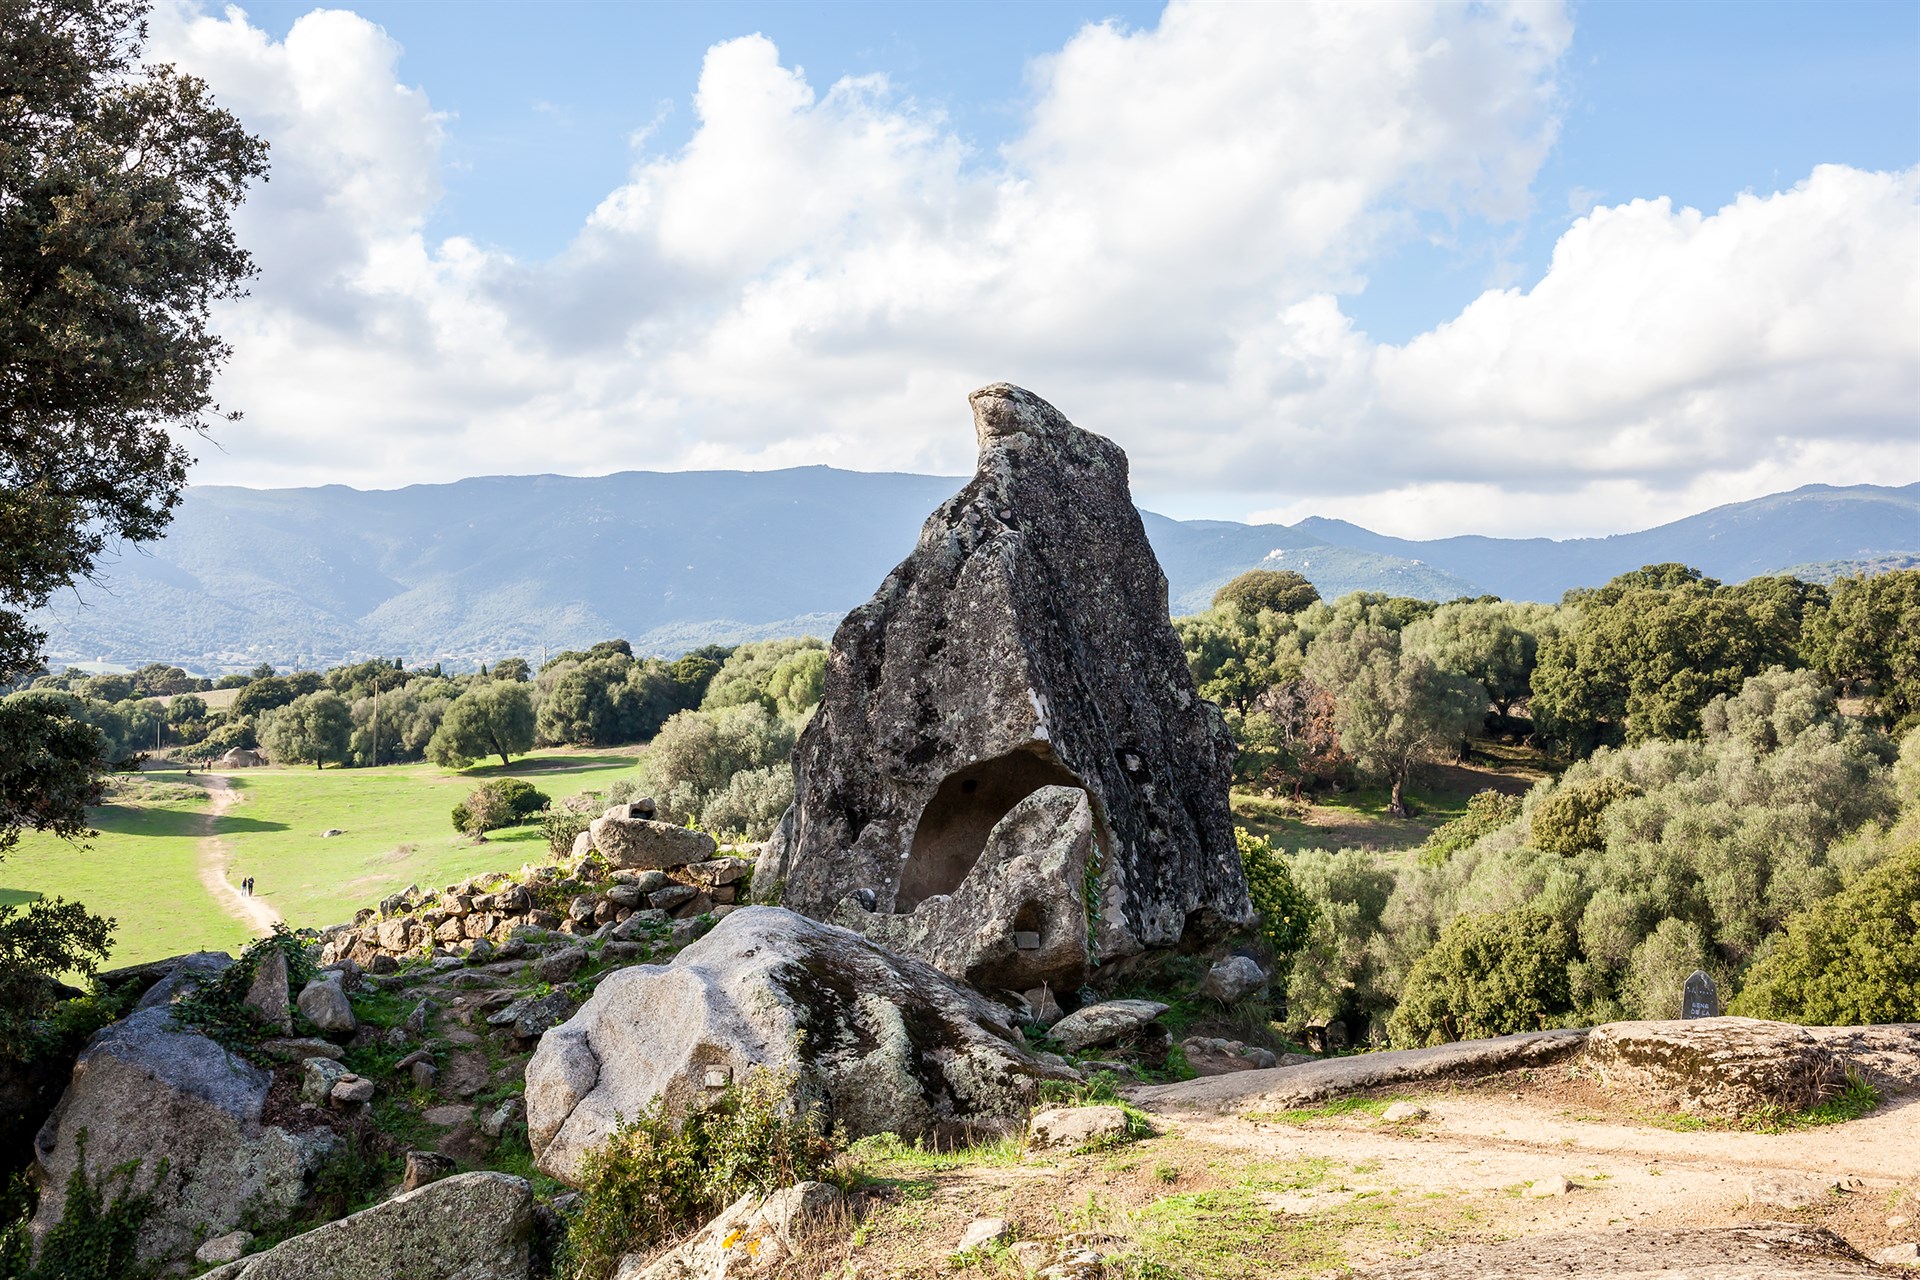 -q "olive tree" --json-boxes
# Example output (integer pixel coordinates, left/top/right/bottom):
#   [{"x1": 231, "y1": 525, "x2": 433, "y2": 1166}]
[
  {"x1": 256, "y1": 691, "x2": 352, "y2": 769},
  {"x1": 427, "y1": 680, "x2": 535, "y2": 769},
  {"x1": 1302, "y1": 623, "x2": 1482, "y2": 816}
]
